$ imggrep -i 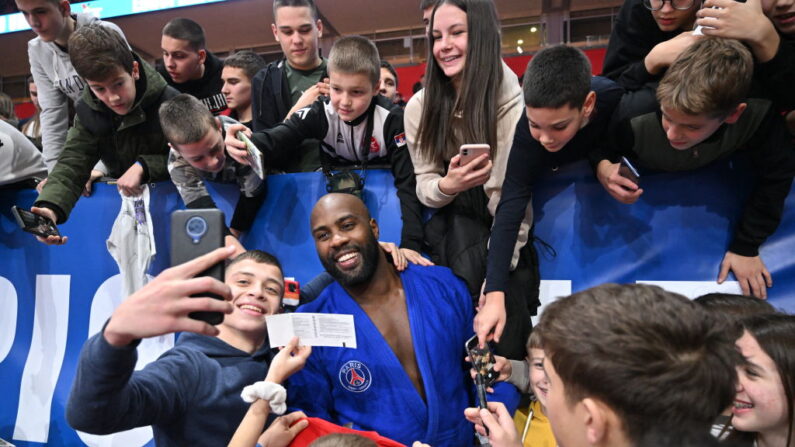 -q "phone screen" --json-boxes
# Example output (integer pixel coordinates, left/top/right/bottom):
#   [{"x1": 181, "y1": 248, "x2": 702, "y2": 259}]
[
  {"x1": 11, "y1": 206, "x2": 60, "y2": 238},
  {"x1": 465, "y1": 335, "x2": 498, "y2": 386}
]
